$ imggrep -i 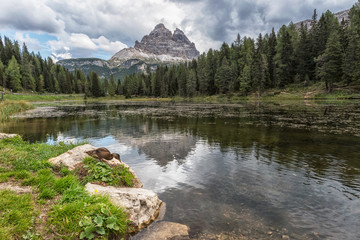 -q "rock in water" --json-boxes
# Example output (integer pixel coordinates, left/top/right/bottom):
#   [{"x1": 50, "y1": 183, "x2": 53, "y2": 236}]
[
  {"x1": 131, "y1": 221, "x2": 190, "y2": 240},
  {"x1": 85, "y1": 183, "x2": 162, "y2": 232}
]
